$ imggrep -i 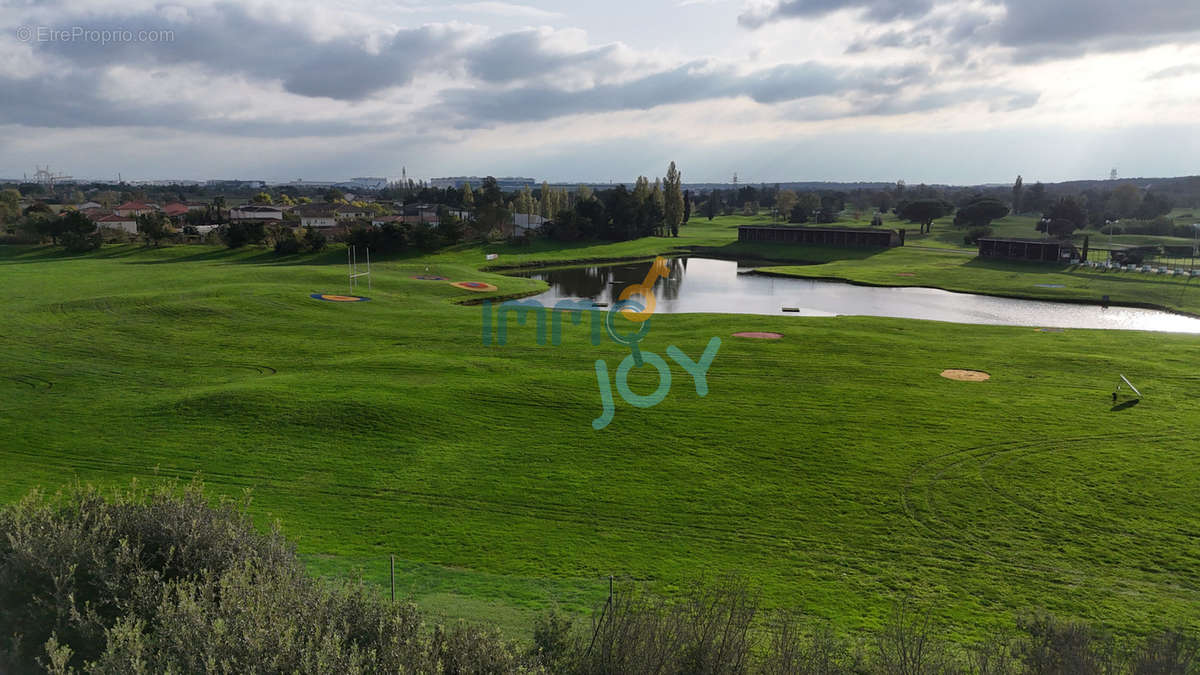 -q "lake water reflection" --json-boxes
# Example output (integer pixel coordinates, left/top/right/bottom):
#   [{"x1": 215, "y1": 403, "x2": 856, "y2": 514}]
[{"x1": 516, "y1": 257, "x2": 1200, "y2": 333}]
